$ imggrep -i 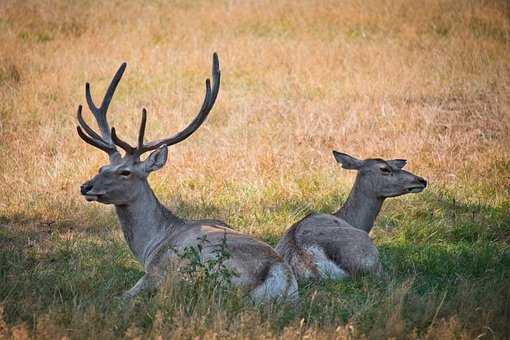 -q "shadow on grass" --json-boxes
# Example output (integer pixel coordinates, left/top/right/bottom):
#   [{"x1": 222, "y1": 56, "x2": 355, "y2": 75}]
[
  {"x1": 384, "y1": 190, "x2": 510, "y2": 243},
  {"x1": 1, "y1": 188, "x2": 509, "y2": 336},
  {"x1": 0, "y1": 212, "x2": 142, "y2": 325}
]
